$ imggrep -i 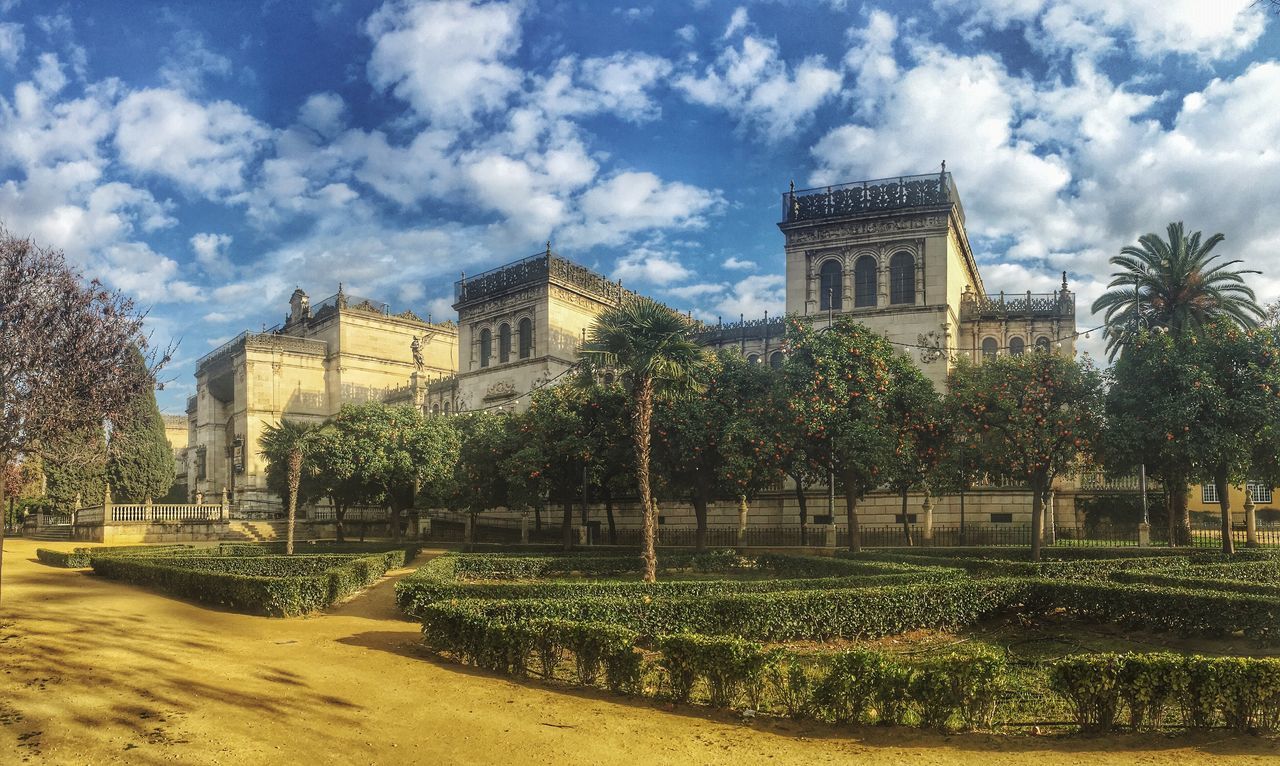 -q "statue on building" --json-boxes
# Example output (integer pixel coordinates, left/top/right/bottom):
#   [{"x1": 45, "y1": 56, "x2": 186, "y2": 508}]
[
  {"x1": 288, "y1": 288, "x2": 310, "y2": 326},
  {"x1": 411, "y1": 335, "x2": 424, "y2": 371}
]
